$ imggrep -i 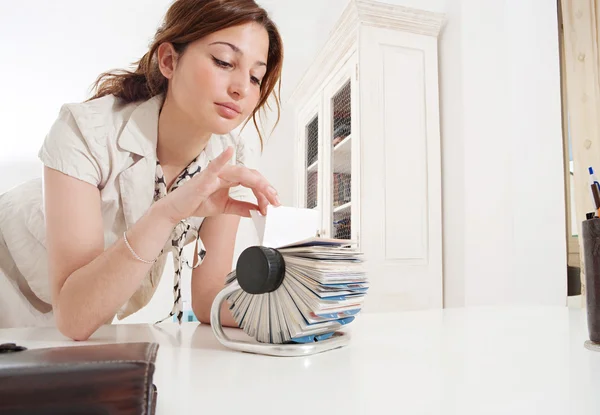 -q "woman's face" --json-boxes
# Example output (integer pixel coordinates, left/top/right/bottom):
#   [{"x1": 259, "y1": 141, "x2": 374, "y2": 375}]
[{"x1": 165, "y1": 23, "x2": 269, "y2": 134}]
